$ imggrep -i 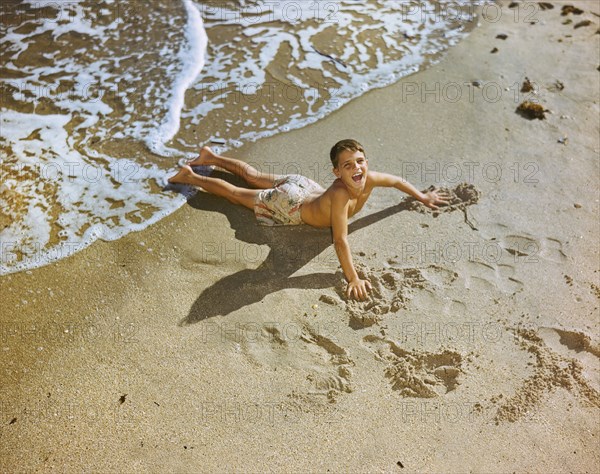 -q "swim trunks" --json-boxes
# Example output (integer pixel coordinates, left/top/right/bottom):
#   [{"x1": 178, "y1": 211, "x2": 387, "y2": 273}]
[{"x1": 254, "y1": 174, "x2": 324, "y2": 226}]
